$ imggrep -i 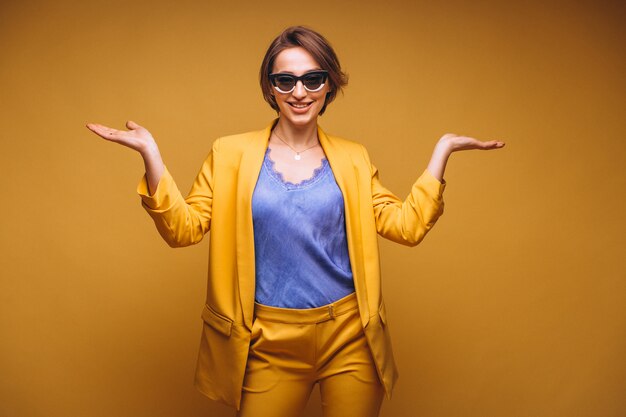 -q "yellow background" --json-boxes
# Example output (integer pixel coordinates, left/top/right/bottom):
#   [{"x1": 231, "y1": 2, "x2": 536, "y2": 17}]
[{"x1": 1, "y1": 0, "x2": 624, "y2": 416}]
